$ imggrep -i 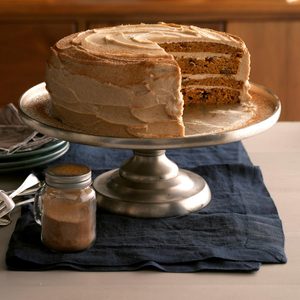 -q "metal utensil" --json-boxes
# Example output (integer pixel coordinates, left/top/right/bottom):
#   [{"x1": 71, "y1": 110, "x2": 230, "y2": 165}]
[
  {"x1": 9, "y1": 173, "x2": 40, "y2": 199},
  {"x1": 0, "y1": 173, "x2": 40, "y2": 219},
  {"x1": 14, "y1": 197, "x2": 34, "y2": 207},
  {"x1": 0, "y1": 217, "x2": 11, "y2": 226},
  {"x1": 0, "y1": 197, "x2": 35, "y2": 227},
  {"x1": 0, "y1": 191, "x2": 15, "y2": 219},
  {"x1": 5, "y1": 185, "x2": 41, "y2": 198}
]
